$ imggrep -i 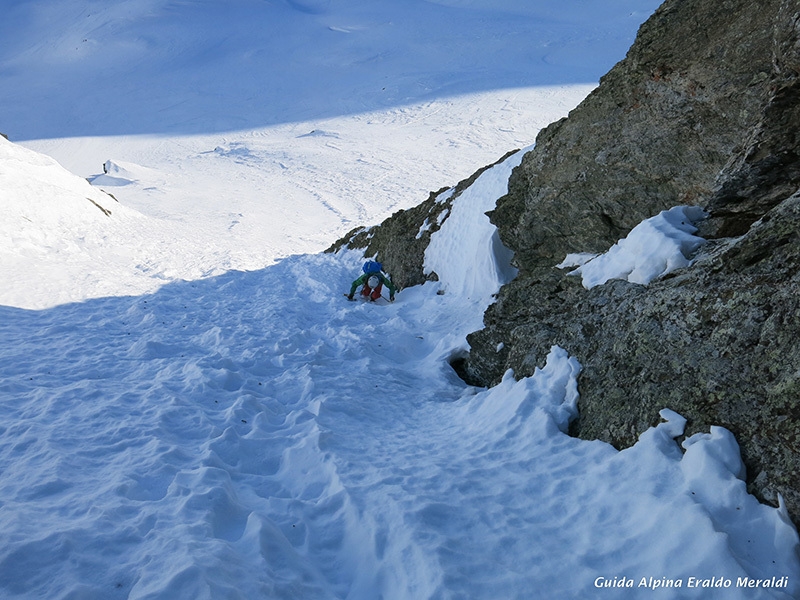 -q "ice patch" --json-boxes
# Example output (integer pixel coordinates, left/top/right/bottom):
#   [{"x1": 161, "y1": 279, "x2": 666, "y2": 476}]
[{"x1": 416, "y1": 217, "x2": 432, "y2": 239}]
